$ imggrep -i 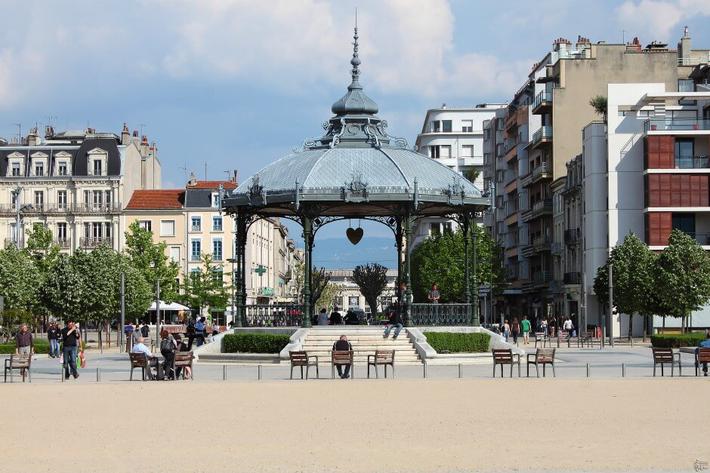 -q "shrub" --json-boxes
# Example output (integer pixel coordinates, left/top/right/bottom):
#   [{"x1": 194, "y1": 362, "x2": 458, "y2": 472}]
[
  {"x1": 425, "y1": 332, "x2": 490, "y2": 353},
  {"x1": 222, "y1": 333, "x2": 291, "y2": 354},
  {"x1": 650, "y1": 332, "x2": 706, "y2": 348},
  {"x1": 0, "y1": 339, "x2": 50, "y2": 354}
]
